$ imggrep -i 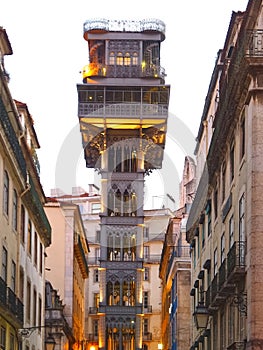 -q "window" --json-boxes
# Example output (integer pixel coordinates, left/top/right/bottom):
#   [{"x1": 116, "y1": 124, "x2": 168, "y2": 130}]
[
  {"x1": 124, "y1": 53, "x2": 131, "y2": 66},
  {"x1": 95, "y1": 248, "x2": 100, "y2": 264},
  {"x1": 143, "y1": 246, "x2": 149, "y2": 259},
  {"x1": 143, "y1": 291, "x2": 149, "y2": 308},
  {"x1": 143, "y1": 318, "x2": 149, "y2": 335},
  {"x1": 221, "y1": 233, "x2": 225, "y2": 263},
  {"x1": 109, "y1": 52, "x2": 115, "y2": 65},
  {"x1": 27, "y1": 220, "x2": 32, "y2": 255},
  {"x1": 26, "y1": 280, "x2": 31, "y2": 322},
  {"x1": 9, "y1": 333, "x2": 15, "y2": 350},
  {"x1": 229, "y1": 215, "x2": 234, "y2": 248},
  {"x1": 34, "y1": 232, "x2": 38, "y2": 266},
  {"x1": 12, "y1": 189, "x2": 18, "y2": 231},
  {"x1": 230, "y1": 143, "x2": 235, "y2": 182},
  {"x1": 1, "y1": 247, "x2": 7, "y2": 282},
  {"x1": 116, "y1": 52, "x2": 123, "y2": 65},
  {"x1": 92, "y1": 203, "x2": 100, "y2": 214},
  {"x1": 93, "y1": 320, "x2": 99, "y2": 336},
  {"x1": 3, "y1": 170, "x2": 9, "y2": 216},
  {"x1": 239, "y1": 193, "x2": 245, "y2": 242},
  {"x1": 221, "y1": 163, "x2": 226, "y2": 202},
  {"x1": 11, "y1": 260, "x2": 16, "y2": 291},
  {"x1": 207, "y1": 211, "x2": 211, "y2": 237},
  {"x1": 38, "y1": 296, "x2": 42, "y2": 327},
  {"x1": 33, "y1": 288, "x2": 37, "y2": 326},
  {"x1": 94, "y1": 269, "x2": 99, "y2": 283},
  {"x1": 0, "y1": 326, "x2": 6, "y2": 350},
  {"x1": 201, "y1": 224, "x2": 205, "y2": 248},
  {"x1": 214, "y1": 189, "x2": 218, "y2": 220},
  {"x1": 240, "y1": 117, "x2": 245, "y2": 160},
  {"x1": 132, "y1": 52, "x2": 138, "y2": 65},
  {"x1": 213, "y1": 248, "x2": 218, "y2": 276},
  {"x1": 39, "y1": 243, "x2": 43, "y2": 274},
  {"x1": 94, "y1": 293, "x2": 100, "y2": 308},
  {"x1": 144, "y1": 267, "x2": 150, "y2": 281},
  {"x1": 20, "y1": 205, "x2": 25, "y2": 243},
  {"x1": 19, "y1": 268, "x2": 24, "y2": 300},
  {"x1": 144, "y1": 227, "x2": 149, "y2": 239},
  {"x1": 95, "y1": 230, "x2": 101, "y2": 243}
]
